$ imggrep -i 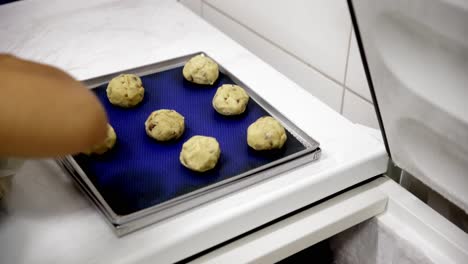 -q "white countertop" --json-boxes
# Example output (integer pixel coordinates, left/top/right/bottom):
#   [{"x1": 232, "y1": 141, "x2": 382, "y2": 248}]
[{"x1": 0, "y1": 0, "x2": 387, "y2": 263}]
